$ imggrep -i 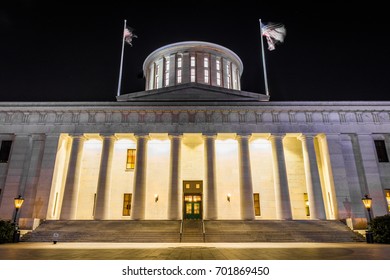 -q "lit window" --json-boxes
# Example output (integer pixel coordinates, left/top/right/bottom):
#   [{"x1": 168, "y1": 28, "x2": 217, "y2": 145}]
[
  {"x1": 165, "y1": 58, "x2": 170, "y2": 87},
  {"x1": 226, "y1": 63, "x2": 231, "y2": 89},
  {"x1": 123, "y1": 193, "x2": 132, "y2": 216},
  {"x1": 126, "y1": 149, "x2": 136, "y2": 170},
  {"x1": 191, "y1": 56, "x2": 196, "y2": 67},
  {"x1": 204, "y1": 69, "x2": 209, "y2": 83},
  {"x1": 154, "y1": 64, "x2": 159, "y2": 89},
  {"x1": 0, "y1": 140, "x2": 12, "y2": 163},
  {"x1": 374, "y1": 140, "x2": 389, "y2": 162},
  {"x1": 191, "y1": 68, "x2": 195, "y2": 82},
  {"x1": 216, "y1": 59, "x2": 221, "y2": 70},
  {"x1": 177, "y1": 69, "x2": 182, "y2": 83},
  {"x1": 177, "y1": 56, "x2": 182, "y2": 68},
  {"x1": 253, "y1": 193, "x2": 261, "y2": 216},
  {"x1": 385, "y1": 189, "x2": 390, "y2": 213},
  {"x1": 304, "y1": 193, "x2": 310, "y2": 217},
  {"x1": 216, "y1": 72, "x2": 221, "y2": 86},
  {"x1": 204, "y1": 57, "x2": 209, "y2": 68}
]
